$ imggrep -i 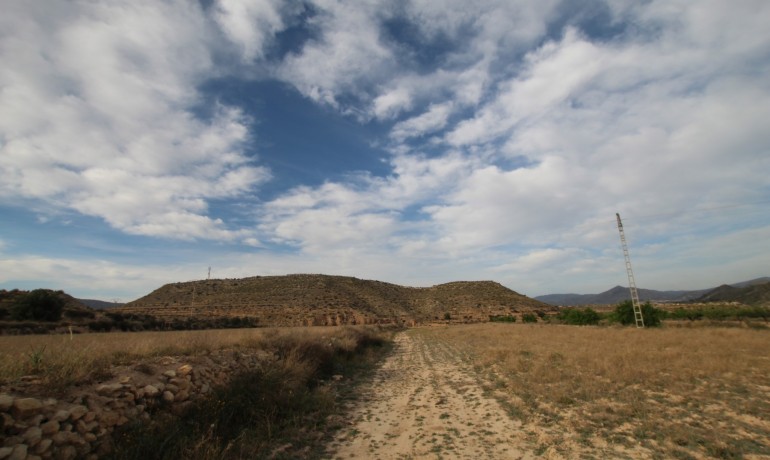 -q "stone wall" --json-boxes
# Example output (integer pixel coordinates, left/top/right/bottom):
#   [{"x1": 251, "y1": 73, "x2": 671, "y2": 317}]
[{"x1": 0, "y1": 349, "x2": 274, "y2": 460}]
